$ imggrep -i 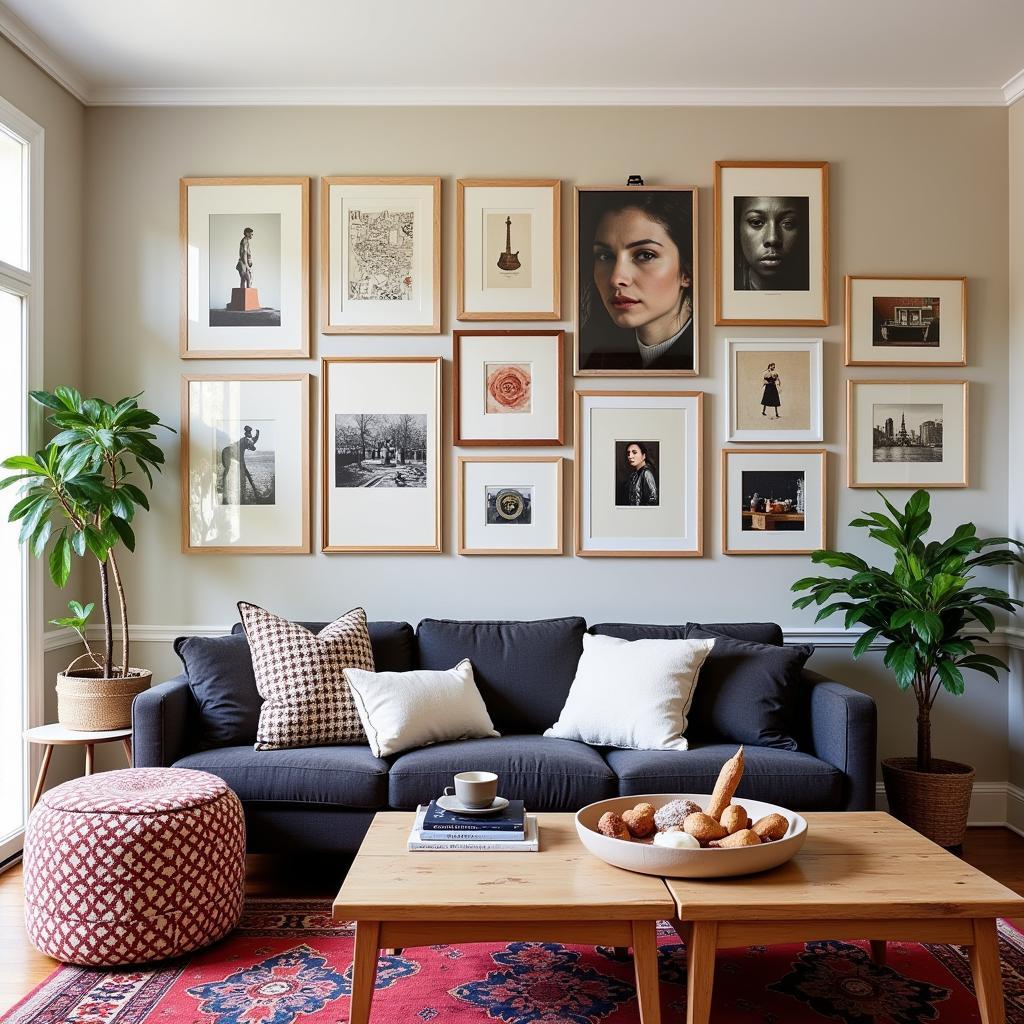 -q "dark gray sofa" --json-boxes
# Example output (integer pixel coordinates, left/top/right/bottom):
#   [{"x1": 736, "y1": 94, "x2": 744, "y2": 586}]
[{"x1": 133, "y1": 616, "x2": 876, "y2": 854}]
